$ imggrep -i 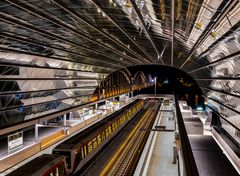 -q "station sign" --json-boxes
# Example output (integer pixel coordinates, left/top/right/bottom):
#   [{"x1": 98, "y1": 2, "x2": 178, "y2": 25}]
[{"x1": 8, "y1": 131, "x2": 23, "y2": 154}]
